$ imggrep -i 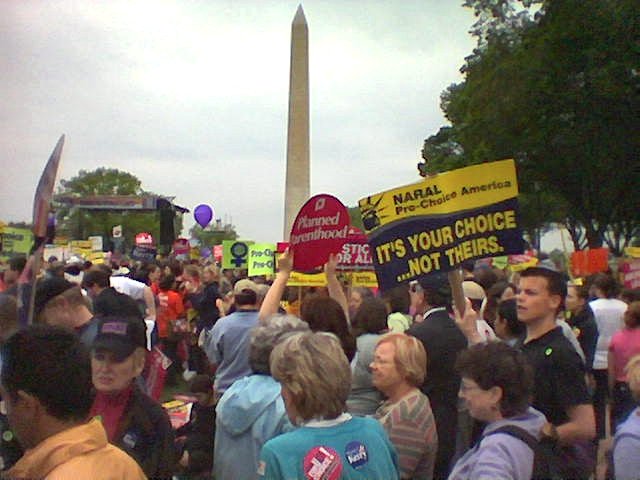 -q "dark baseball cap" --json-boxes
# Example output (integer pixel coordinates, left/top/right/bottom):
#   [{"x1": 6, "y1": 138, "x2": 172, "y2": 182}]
[
  {"x1": 92, "y1": 316, "x2": 147, "y2": 361},
  {"x1": 34, "y1": 277, "x2": 75, "y2": 316}
]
